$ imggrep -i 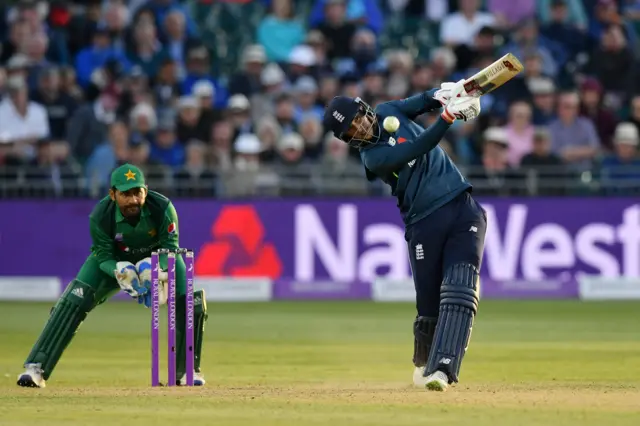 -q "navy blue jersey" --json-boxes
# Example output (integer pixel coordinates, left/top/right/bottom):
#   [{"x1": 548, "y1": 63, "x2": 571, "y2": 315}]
[{"x1": 360, "y1": 90, "x2": 472, "y2": 226}]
